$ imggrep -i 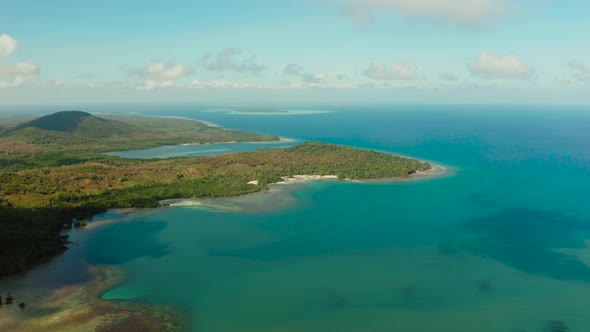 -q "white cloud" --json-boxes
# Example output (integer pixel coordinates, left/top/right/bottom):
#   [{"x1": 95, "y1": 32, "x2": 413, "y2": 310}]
[
  {"x1": 32, "y1": 79, "x2": 64, "y2": 88},
  {"x1": 0, "y1": 75, "x2": 24, "y2": 88},
  {"x1": 364, "y1": 62, "x2": 417, "y2": 80},
  {"x1": 439, "y1": 72, "x2": 460, "y2": 80},
  {"x1": 567, "y1": 60, "x2": 590, "y2": 74},
  {"x1": 364, "y1": 64, "x2": 395, "y2": 80},
  {"x1": 136, "y1": 80, "x2": 159, "y2": 91},
  {"x1": 187, "y1": 79, "x2": 259, "y2": 89},
  {"x1": 553, "y1": 78, "x2": 572, "y2": 85},
  {"x1": 0, "y1": 77, "x2": 62, "y2": 89},
  {"x1": 284, "y1": 63, "x2": 305, "y2": 76},
  {"x1": 572, "y1": 73, "x2": 590, "y2": 83},
  {"x1": 137, "y1": 80, "x2": 183, "y2": 91},
  {"x1": 0, "y1": 35, "x2": 41, "y2": 78},
  {"x1": 566, "y1": 60, "x2": 590, "y2": 83},
  {"x1": 0, "y1": 61, "x2": 40, "y2": 76},
  {"x1": 105, "y1": 80, "x2": 132, "y2": 89},
  {"x1": 468, "y1": 52, "x2": 532, "y2": 79},
  {"x1": 0, "y1": 34, "x2": 18, "y2": 58},
  {"x1": 391, "y1": 62, "x2": 417, "y2": 80},
  {"x1": 202, "y1": 49, "x2": 266, "y2": 75},
  {"x1": 283, "y1": 63, "x2": 326, "y2": 84},
  {"x1": 337, "y1": 0, "x2": 514, "y2": 26},
  {"x1": 160, "y1": 80, "x2": 177, "y2": 88},
  {"x1": 137, "y1": 62, "x2": 193, "y2": 80},
  {"x1": 358, "y1": 82, "x2": 377, "y2": 88}
]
